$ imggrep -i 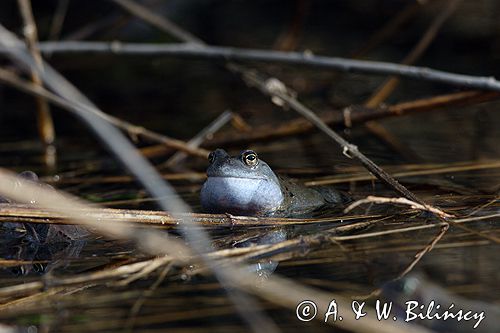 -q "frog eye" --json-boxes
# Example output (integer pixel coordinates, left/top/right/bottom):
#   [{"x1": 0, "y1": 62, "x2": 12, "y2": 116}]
[
  {"x1": 208, "y1": 152, "x2": 216, "y2": 164},
  {"x1": 242, "y1": 151, "x2": 259, "y2": 167}
]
